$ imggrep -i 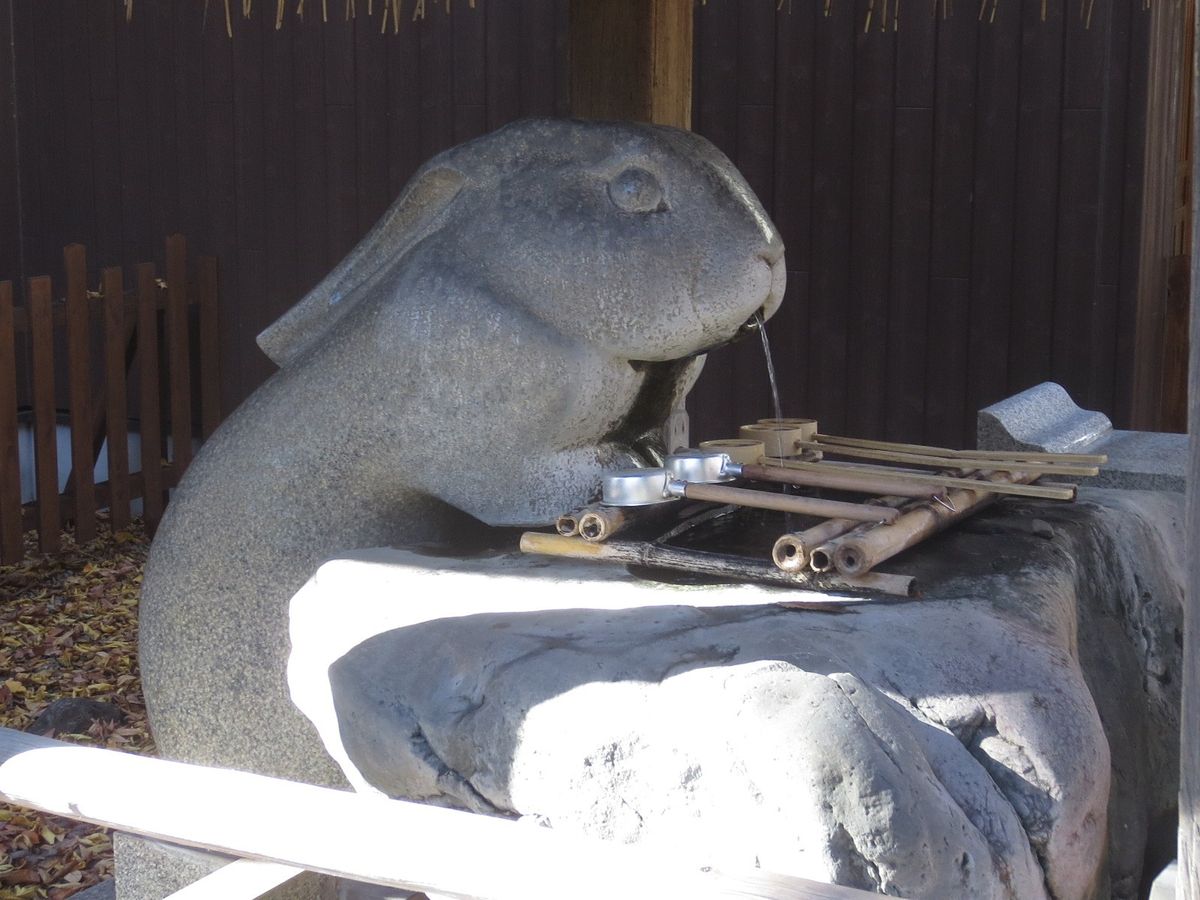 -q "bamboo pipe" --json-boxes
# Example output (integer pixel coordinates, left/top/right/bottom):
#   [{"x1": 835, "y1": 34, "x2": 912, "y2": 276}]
[
  {"x1": 737, "y1": 460, "x2": 943, "y2": 498},
  {"x1": 577, "y1": 501, "x2": 683, "y2": 542},
  {"x1": 772, "y1": 496, "x2": 909, "y2": 572},
  {"x1": 794, "y1": 440, "x2": 1100, "y2": 477},
  {"x1": 822, "y1": 471, "x2": 1033, "y2": 576},
  {"x1": 676, "y1": 481, "x2": 900, "y2": 523},
  {"x1": 556, "y1": 505, "x2": 597, "y2": 536},
  {"x1": 519, "y1": 532, "x2": 915, "y2": 598},
  {"x1": 766, "y1": 458, "x2": 1076, "y2": 501},
  {"x1": 813, "y1": 433, "x2": 1108, "y2": 466}
]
